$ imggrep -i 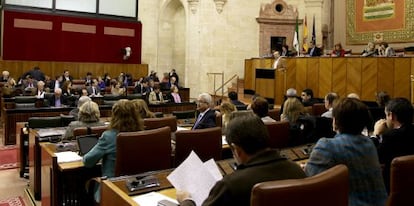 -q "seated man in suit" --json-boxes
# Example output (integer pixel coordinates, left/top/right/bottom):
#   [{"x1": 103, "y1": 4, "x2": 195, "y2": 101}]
[
  {"x1": 178, "y1": 113, "x2": 306, "y2": 206},
  {"x1": 301, "y1": 88, "x2": 319, "y2": 106},
  {"x1": 87, "y1": 79, "x2": 101, "y2": 97},
  {"x1": 192, "y1": 93, "x2": 217, "y2": 130},
  {"x1": 372, "y1": 97, "x2": 414, "y2": 192},
  {"x1": 307, "y1": 41, "x2": 322, "y2": 57},
  {"x1": 228, "y1": 91, "x2": 245, "y2": 106},
  {"x1": 48, "y1": 88, "x2": 67, "y2": 107}
]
